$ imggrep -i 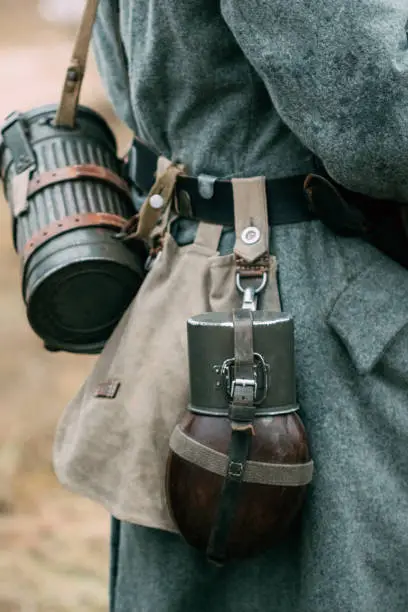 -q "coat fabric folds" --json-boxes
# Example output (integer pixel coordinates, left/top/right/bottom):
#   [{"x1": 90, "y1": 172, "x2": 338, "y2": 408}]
[{"x1": 55, "y1": 1, "x2": 408, "y2": 610}]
